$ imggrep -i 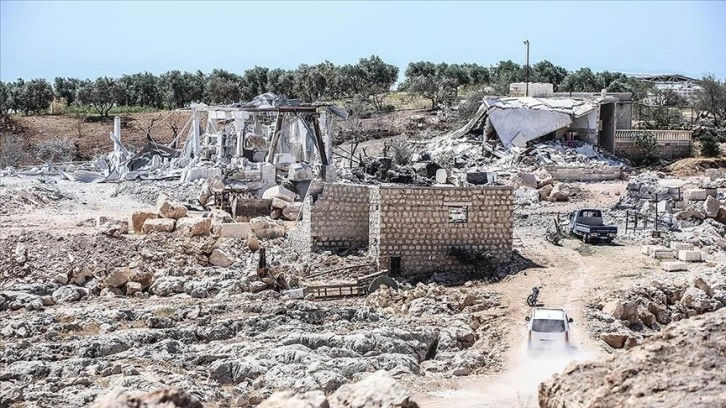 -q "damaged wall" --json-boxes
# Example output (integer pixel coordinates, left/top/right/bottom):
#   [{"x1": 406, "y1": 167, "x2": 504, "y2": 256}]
[
  {"x1": 299, "y1": 184, "x2": 372, "y2": 252},
  {"x1": 614, "y1": 130, "x2": 693, "y2": 160},
  {"x1": 371, "y1": 186, "x2": 513, "y2": 276}
]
